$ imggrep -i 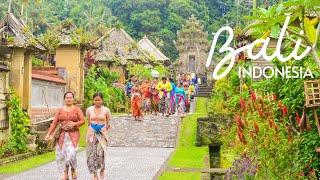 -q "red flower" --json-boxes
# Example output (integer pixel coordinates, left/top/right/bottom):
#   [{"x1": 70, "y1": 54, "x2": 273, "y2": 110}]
[
  {"x1": 240, "y1": 98, "x2": 246, "y2": 110},
  {"x1": 272, "y1": 93, "x2": 277, "y2": 101},
  {"x1": 237, "y1": 128, "x2": 247, "y2": 144},
  {"x1": 253, "y1": 121, "x2": 259, "y2": 134},
  {"x1": 268, "y1": 119, "x2": 275, "y2": 128},
  {"x1": 296, "y1": 112, "x2": 301, "y2": 124},
  {"x1": 250, "y1": 89, "x2": 257, "y2": 102},
  {"x1": 235, "y1": 115, "x2": 244, "y2": 129},
  {"x1": 282, "y1": 106, "x2": 288, "y2": 115},
  {"x1": 258, "y1": 110, "x2": 264, "y2": 118}
]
